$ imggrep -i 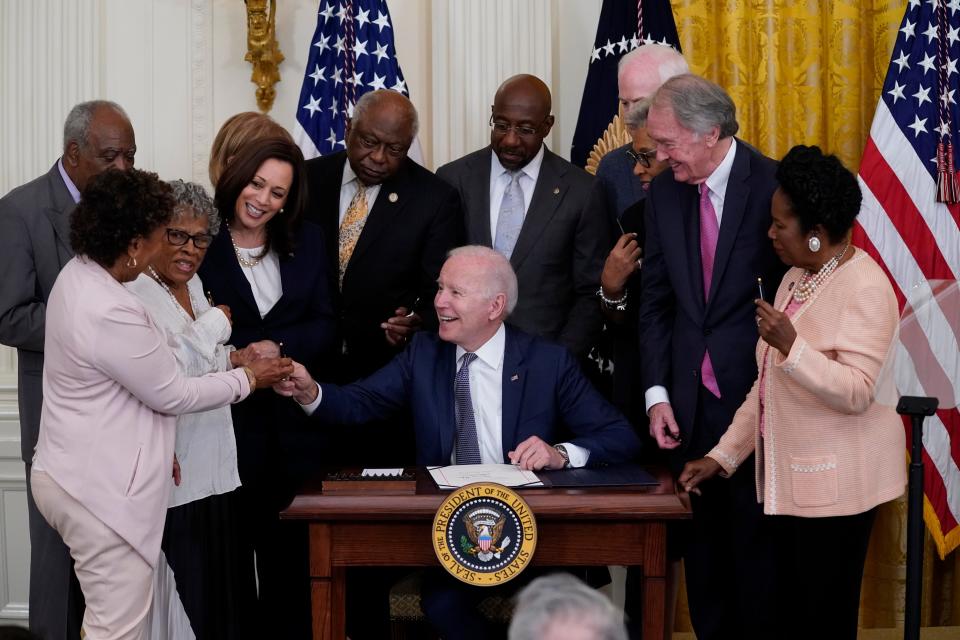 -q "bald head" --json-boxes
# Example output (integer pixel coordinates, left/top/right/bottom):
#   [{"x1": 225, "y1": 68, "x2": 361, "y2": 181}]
[
  {"x1": 346, "y1": 89, "x2": 418, "y2": 185},
  {"x1": 617, "y1": 44, "x2": 688, "y2": 115},
  {"x1": 490, "y1": 75, "x2": 554, "y2": 170}
]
